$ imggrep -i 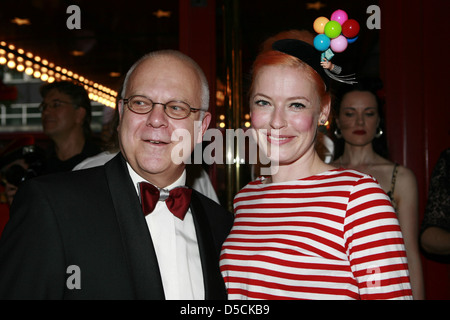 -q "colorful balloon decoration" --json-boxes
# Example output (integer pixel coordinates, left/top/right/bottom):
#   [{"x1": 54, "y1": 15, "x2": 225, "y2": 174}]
[
  {"x1": 312, "y1": 9, "x2": 360, "y2": 85},
  {"x1": 313, "y1": 9, "x2": 360, "y2": 54}
]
